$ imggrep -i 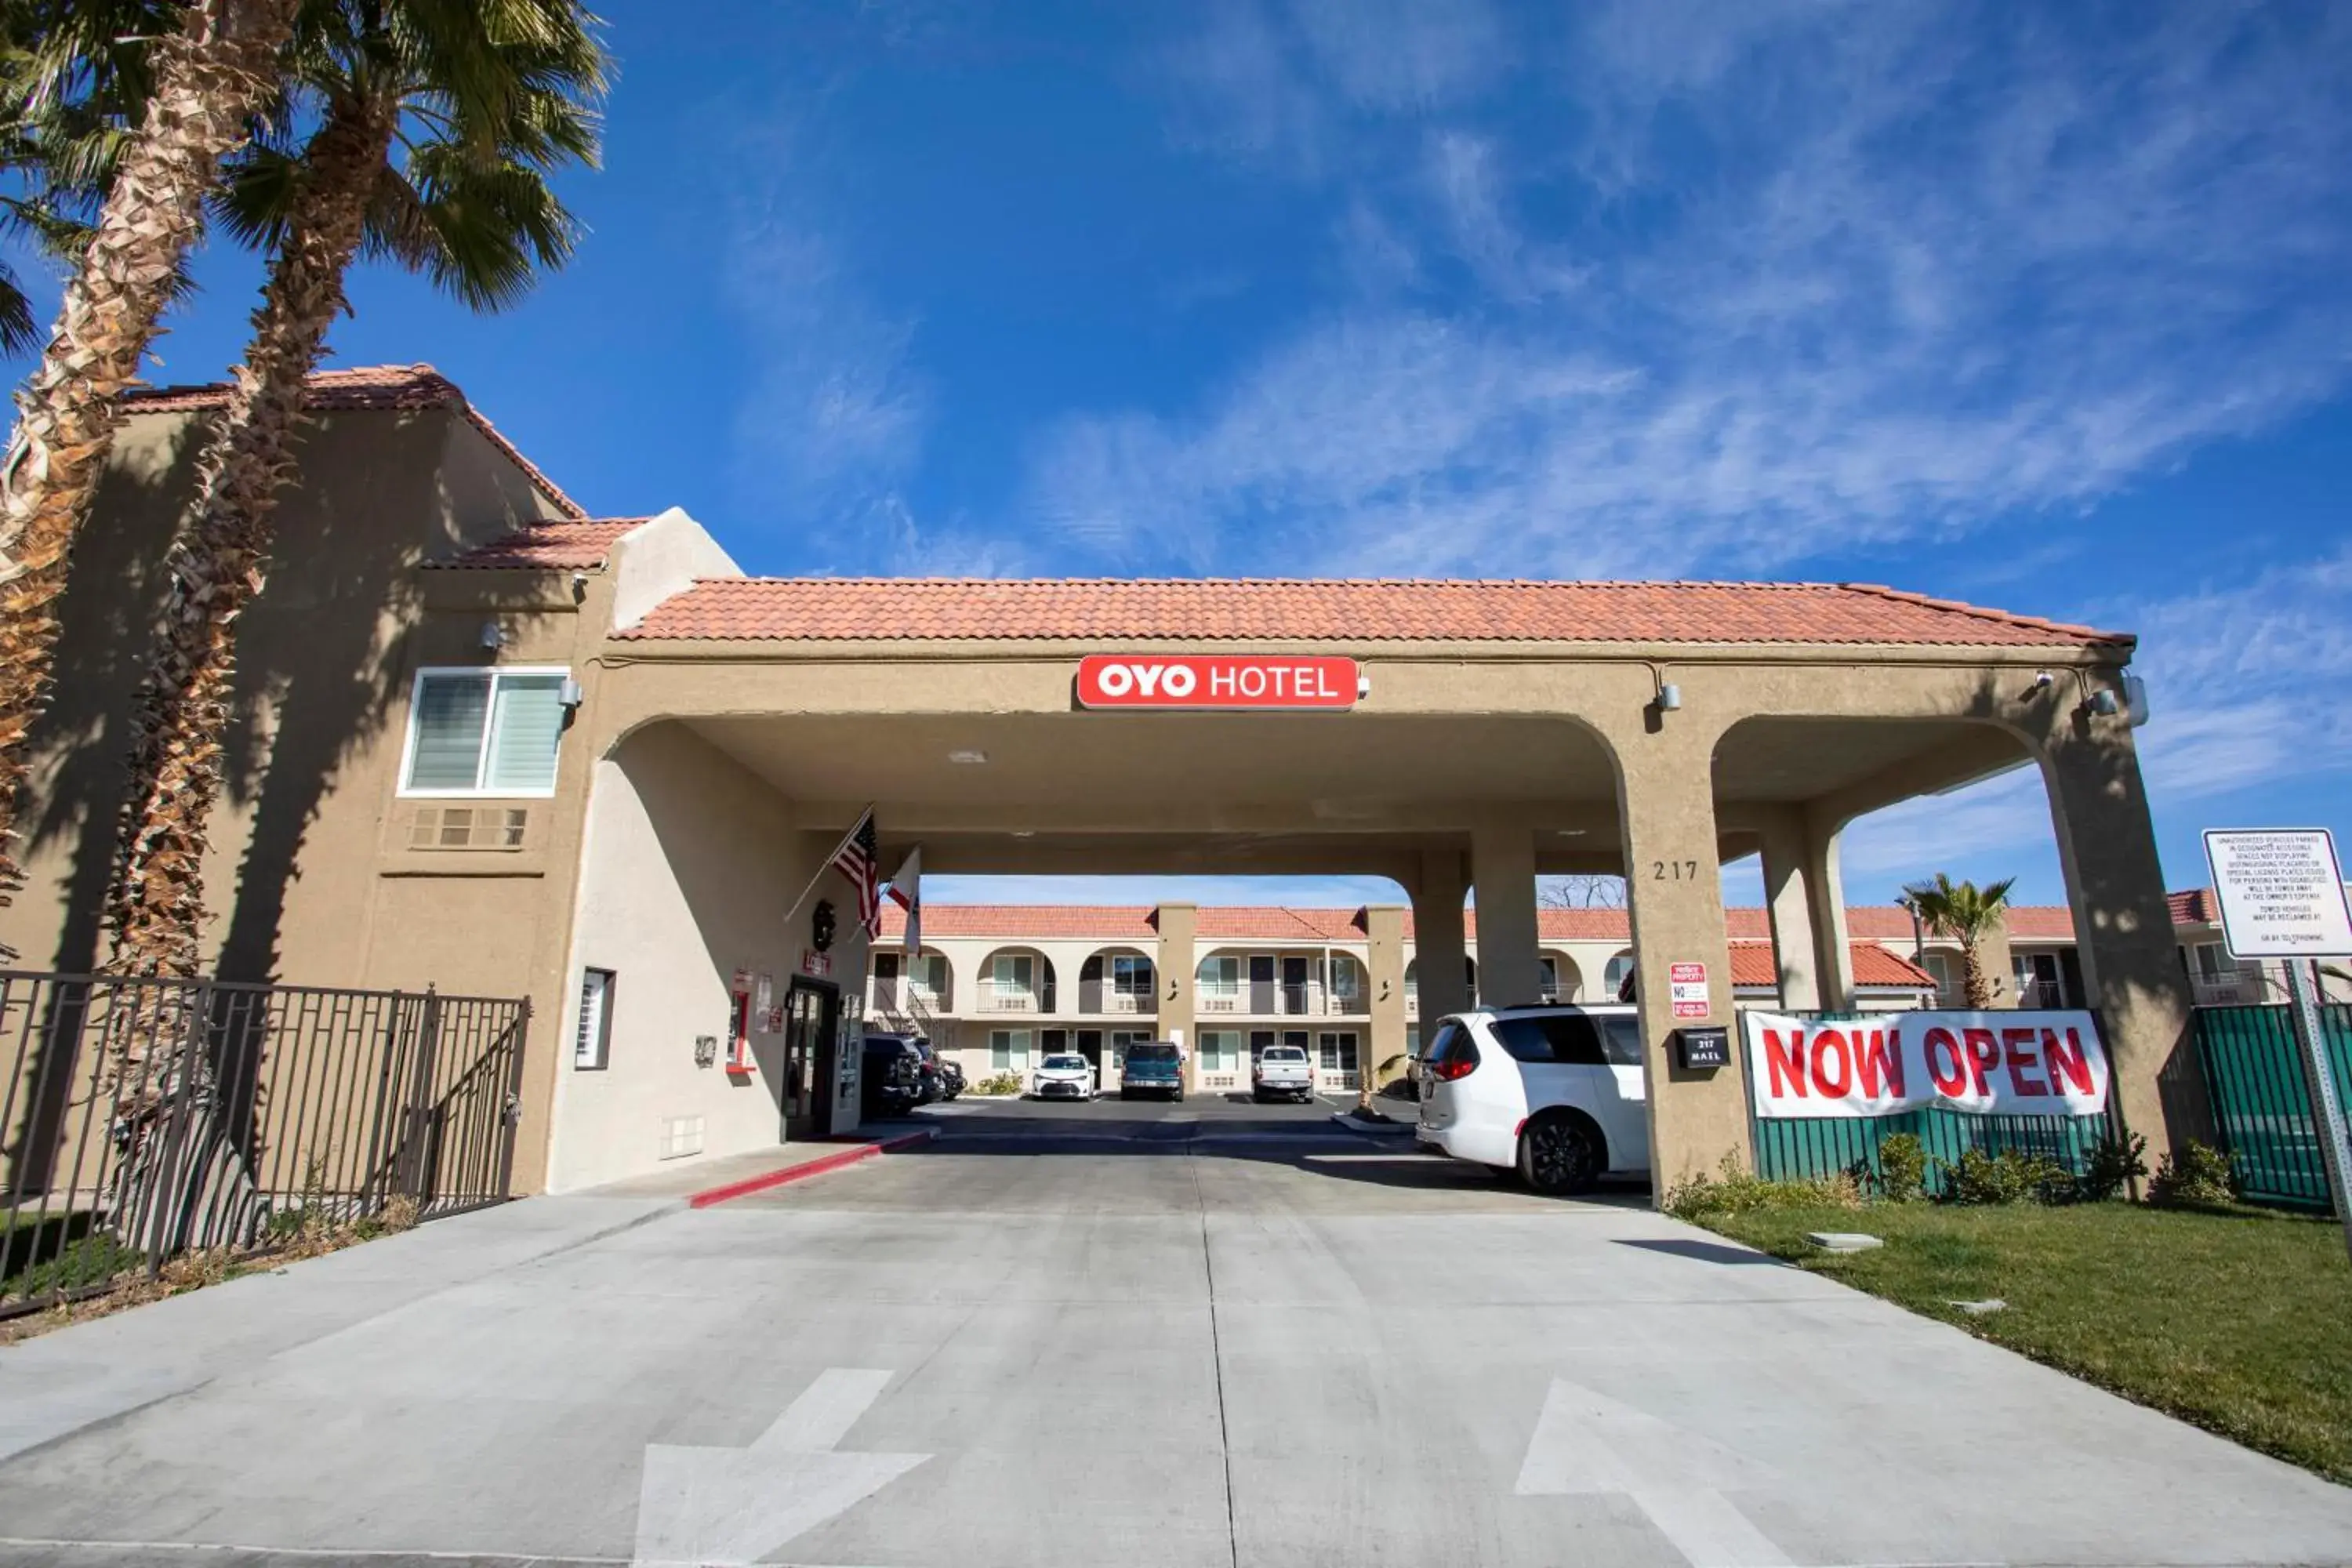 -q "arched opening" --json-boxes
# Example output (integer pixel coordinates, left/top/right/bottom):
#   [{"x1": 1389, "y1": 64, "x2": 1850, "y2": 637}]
[
  {"x1": 1538, "y1": 949, "x2": 1584, "y2": 1004},
  {"x1": 1079, "y1": 946, "x2": 1156, "y2": 1015},
  {"x1": 1602, "y1": 949, "x2": 1635, "y2": 1001},
  {"x1": 978, "y1": 946, "x2": 1056, "y2": 1014}
]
